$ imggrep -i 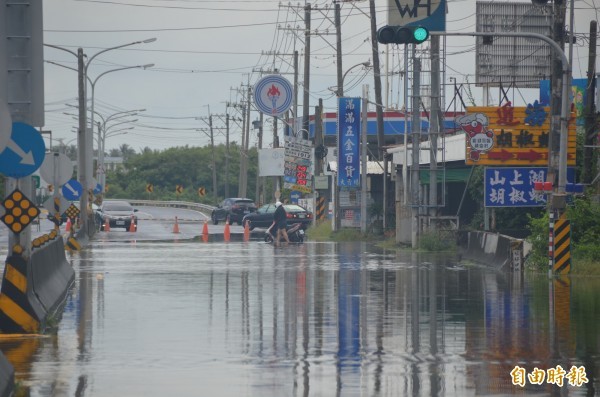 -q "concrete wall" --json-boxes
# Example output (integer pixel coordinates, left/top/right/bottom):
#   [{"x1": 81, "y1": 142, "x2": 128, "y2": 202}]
[
  {"x1": 458, "y1": 231, "x2": 529, "y2": 271},
  {"x1": 0, "y1": 351, "x2": 14, "y2": 397},
  {"x1": 0, "y1": 236, "x2": 74, "y2": 333}
]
